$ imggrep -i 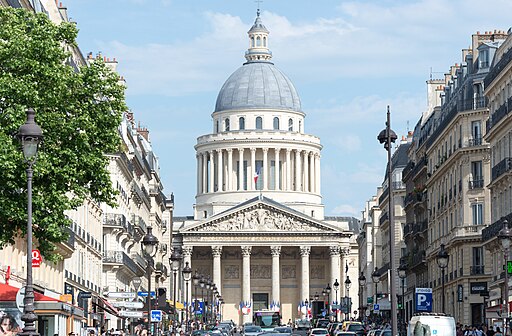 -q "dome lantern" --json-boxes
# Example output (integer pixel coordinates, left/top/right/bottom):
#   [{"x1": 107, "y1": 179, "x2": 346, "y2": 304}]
[{"x1": 245, "y1": 10, "x2": 272, "y2": 63}]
